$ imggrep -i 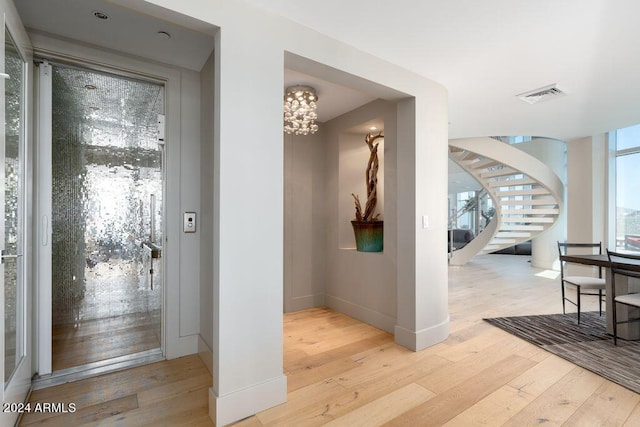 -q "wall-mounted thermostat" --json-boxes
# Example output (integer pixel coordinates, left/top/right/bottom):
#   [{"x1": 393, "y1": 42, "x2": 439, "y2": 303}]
[{"x1": 184, "y1": 212, "x2": 196, "y2": 233}]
